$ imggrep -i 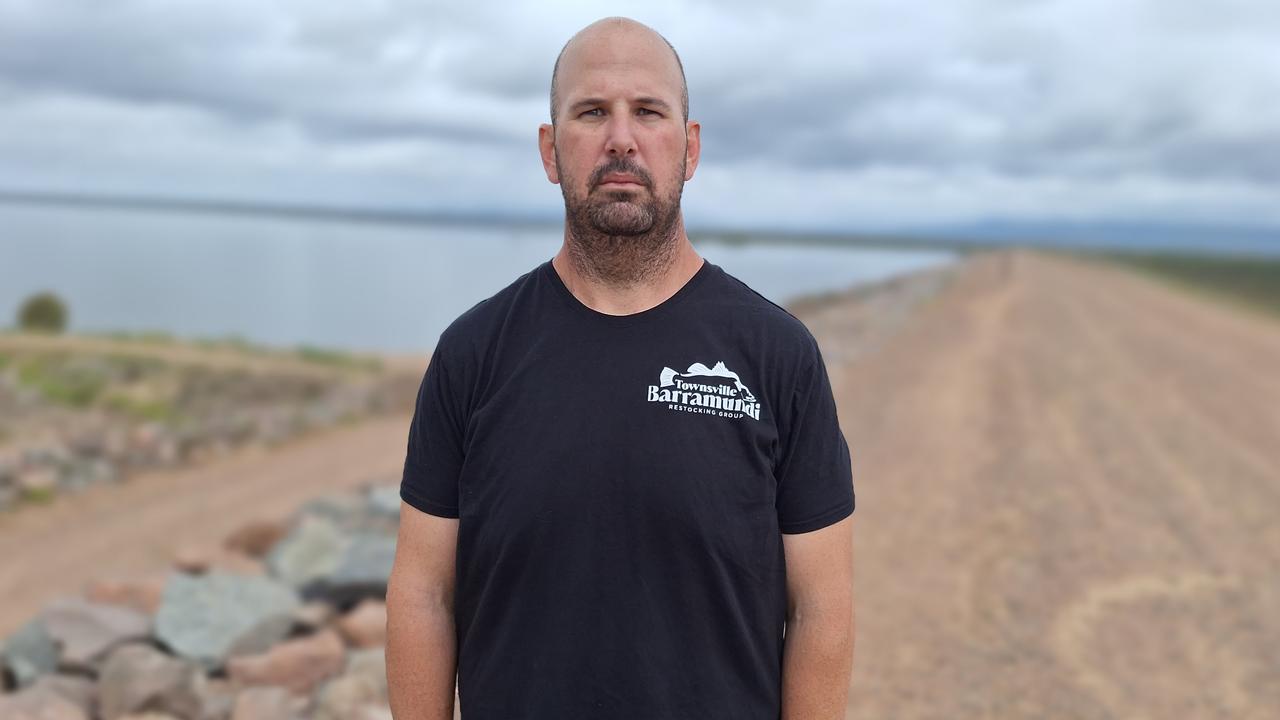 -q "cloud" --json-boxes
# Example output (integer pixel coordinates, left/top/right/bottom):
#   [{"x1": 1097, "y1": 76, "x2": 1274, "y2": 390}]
[{"x1": 0, "y1": 0, "x2": 1278, "y2": 230}]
